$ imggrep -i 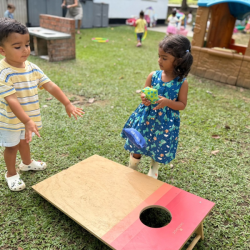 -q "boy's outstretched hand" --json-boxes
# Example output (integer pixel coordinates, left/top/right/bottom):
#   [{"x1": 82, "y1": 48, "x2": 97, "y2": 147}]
[
  {"x1": 65, "y1": 103, "x2": 85, "y2": 120},
  {"x1": 25, "y1": 120, "x2": 40, "y2": 143}
]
